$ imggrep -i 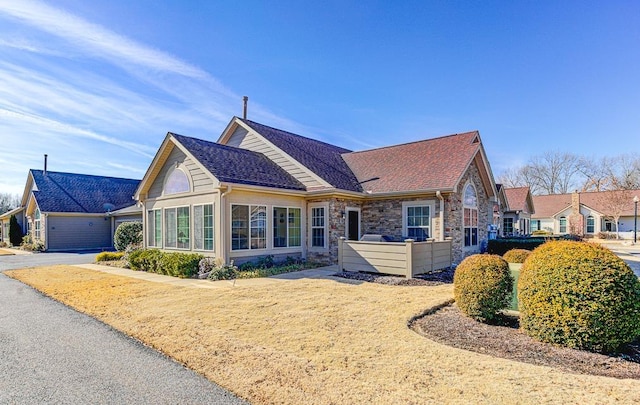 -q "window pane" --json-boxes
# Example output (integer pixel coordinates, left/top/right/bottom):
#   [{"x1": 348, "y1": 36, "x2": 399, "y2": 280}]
[
  {"x1": 406, "y1": 205, "x2": 430, "y2": 240},
  {"x1": 288, "y1": 208, "x2": 301, "y2": 247},
  {"x1": 165, "y1": 208, "x2": 176, "y2": 248},
  {"x1": 559, "y1": 217, "x2": 567, "y2": 233},
  {"x1": 312, "y1": 228, "x2": 325, "y2": 247},
  {"x1": 273, "y1": 207, "x2": 287, "y2": 248},
  {"x1": 311, "y1": 207, "x2": 326, "y2": 247},
  {"x1": 232, "y1": 205, "x2": 249, "y2": 250},
  {"x1": 154, "y1": 210, "x2": 162, "y2": 247},
  {"x1": 194, "y1": 205, "x2": 203, "y2": 250},
  {"x1": 586, "y1": 216, "x2": 594, "y2": 233},
  {"x1": 204, "y1": 204, "x2": 214, "y2": 250},
  {"x1": 177, "y1": 207, "x2": 190, "y2": 249},
  {"x1": 147, "y1": 211, "x2": 155, "y2": 247},
  {"x1": 251, "y1": 206, "x2": 266, "y2": 249}
]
